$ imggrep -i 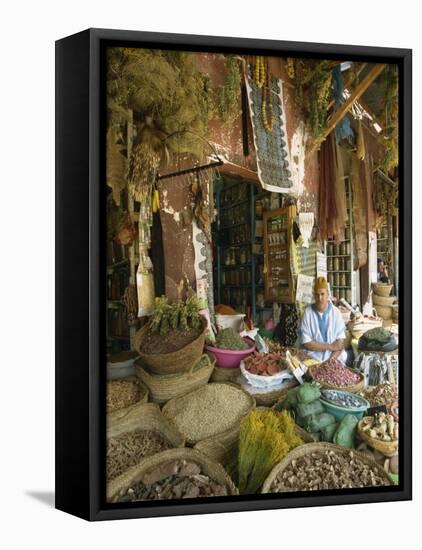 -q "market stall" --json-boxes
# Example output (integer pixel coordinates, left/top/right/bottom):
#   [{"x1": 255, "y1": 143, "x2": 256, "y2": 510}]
[{"x1": 105, "y1": 49, "x2": 400, "y2": 501}]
